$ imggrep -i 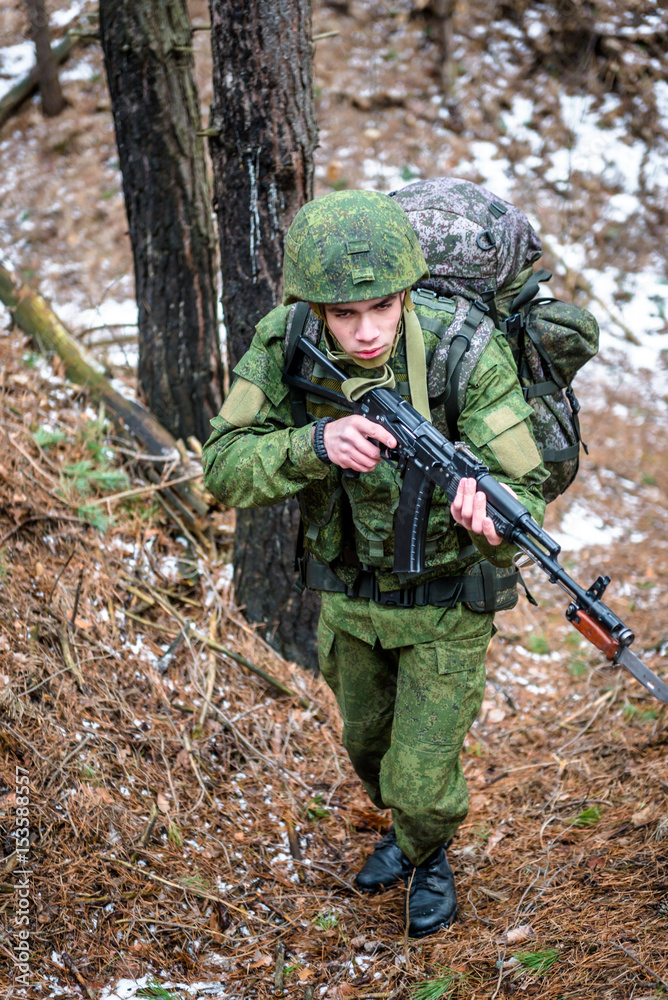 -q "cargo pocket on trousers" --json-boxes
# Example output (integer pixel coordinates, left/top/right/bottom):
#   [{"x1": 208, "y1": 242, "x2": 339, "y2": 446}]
[{"x1": 430, "y1": 644, "x2": 486, "y2": 748}]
